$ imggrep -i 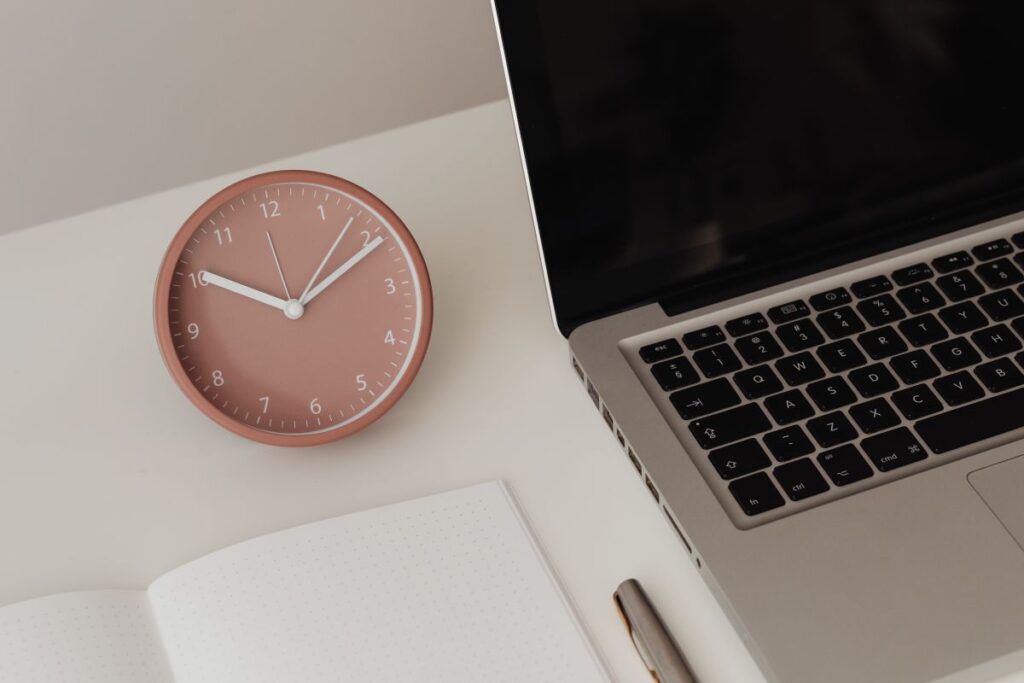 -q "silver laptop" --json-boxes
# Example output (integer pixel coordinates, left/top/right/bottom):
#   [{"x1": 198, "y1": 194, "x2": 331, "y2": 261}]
[{"x1": 492, "y1": 3, "x2": 1024, "y2": 682}]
